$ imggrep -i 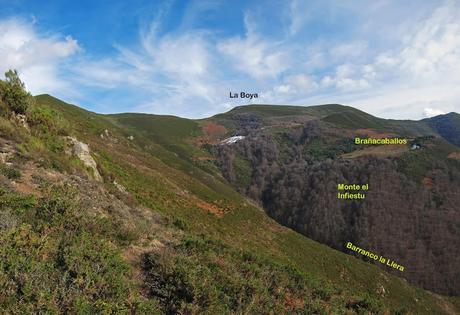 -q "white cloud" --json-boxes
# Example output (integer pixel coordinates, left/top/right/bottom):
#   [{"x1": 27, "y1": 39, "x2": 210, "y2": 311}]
[
  {"x1": 269, "y1": 74, "x2": 318, "y2": 99},
  {"x1": 424, "y1": 107, "x2": 446, "y2": 117},
  {"x1": 273, "y1": 84, "x2": 291, "y2": 94},
  {"x1": 286, "y1": 74, "x2": 318, "y2": 91},
  {"x1": 0, "y1": 18, "x2": 80, "y2": 95},
  {"x1": 288, "y1": 0, "x2": 307, "y2": 36},
  {"x1": 315, "y1": 64, "x2": 371, "y2": 92},
  {"x1": 72, "y1": 24, "x2": 220, "y2": 110},
  {"x1": 331, "y1": 41, "x2": 368, "y2": 59},
  {"x1": 348, "y1": 1, "x2": 460, "y2": 118},
  {"x1": 141, "y1": 32, "x2": 211, "y2": 79},
  {"x1": 218, "y1": 37, "x2": 287, "y2": 79},
  {"x1": 393, "y1": 3, "x2": 460, "y2": 81},
  {"x1": 282, "y1": 1, "x2": 460, "y2": 119},
  {"x1": 1, "y1": 1, "x2": 459, "y2": 120},
  {"x1": 218, "y1": 13, "x2": 289, "y2": 80}
]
